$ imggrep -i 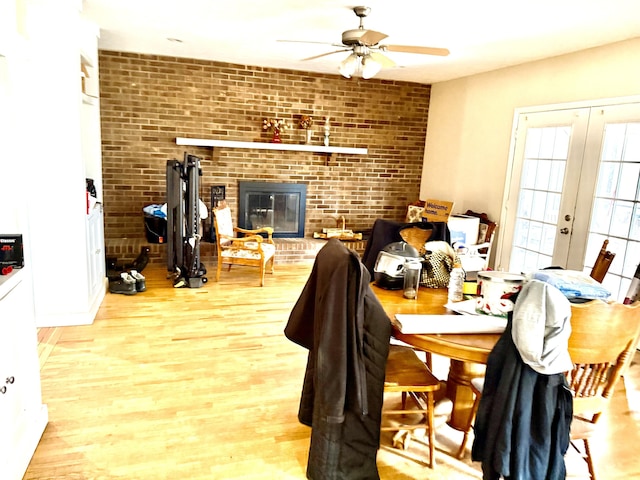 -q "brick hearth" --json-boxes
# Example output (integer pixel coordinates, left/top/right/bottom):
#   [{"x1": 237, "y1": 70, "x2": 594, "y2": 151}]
[{"x1": 106, "y1": 237, "x2": 368, "y2": 268}]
